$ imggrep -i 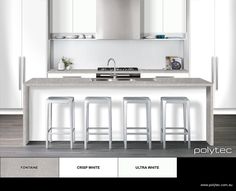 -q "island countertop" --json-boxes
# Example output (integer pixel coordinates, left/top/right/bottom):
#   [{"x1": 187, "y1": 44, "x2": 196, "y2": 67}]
[{"x1": 25, "y1": 78, "x2": 212, "y2": 87}]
